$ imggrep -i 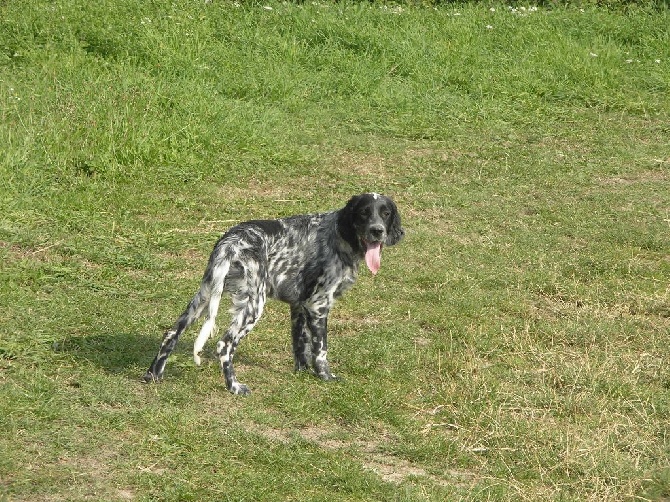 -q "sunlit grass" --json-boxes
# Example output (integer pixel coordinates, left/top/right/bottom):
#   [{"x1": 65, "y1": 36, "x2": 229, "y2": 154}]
[{"x1": 1, "y1": 1, "x2": 669, "y2": 500}]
